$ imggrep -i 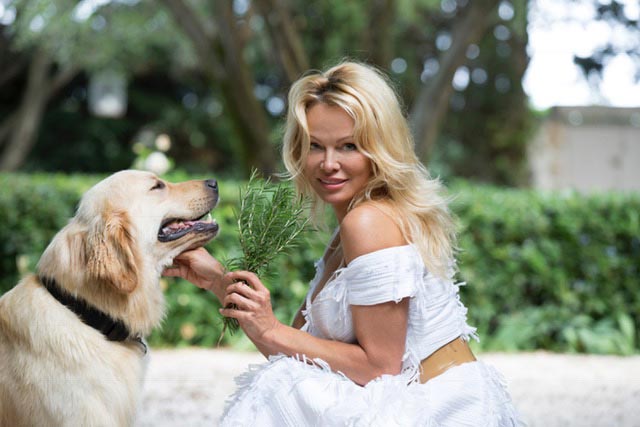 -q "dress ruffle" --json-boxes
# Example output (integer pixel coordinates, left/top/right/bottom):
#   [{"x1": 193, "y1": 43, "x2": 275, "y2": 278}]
[
  {"x1": 339, "y1": 245, "x2": 424, "y2": 306},
  {"x1": 220, "y1": 355, "x2": 524, "y2": 427}
]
